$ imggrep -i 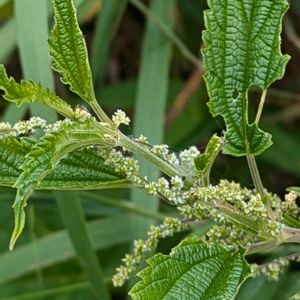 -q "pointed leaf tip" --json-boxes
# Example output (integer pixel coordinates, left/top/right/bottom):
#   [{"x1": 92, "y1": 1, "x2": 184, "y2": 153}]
[{"x1": 49, "y1": 0, "x2": 95, "y2": 104}]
